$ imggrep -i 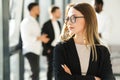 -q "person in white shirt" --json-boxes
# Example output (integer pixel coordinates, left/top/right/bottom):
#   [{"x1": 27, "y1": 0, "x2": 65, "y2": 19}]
[
  {"x1": 94, "y1": 0, "x2": 111, "y2": 44},
  {"x1": 20, "y1": 2, "x2": 49, "y2": 80},
  {"x1": 41, "y1": 6, "x2": 61, "y2": 80}
]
